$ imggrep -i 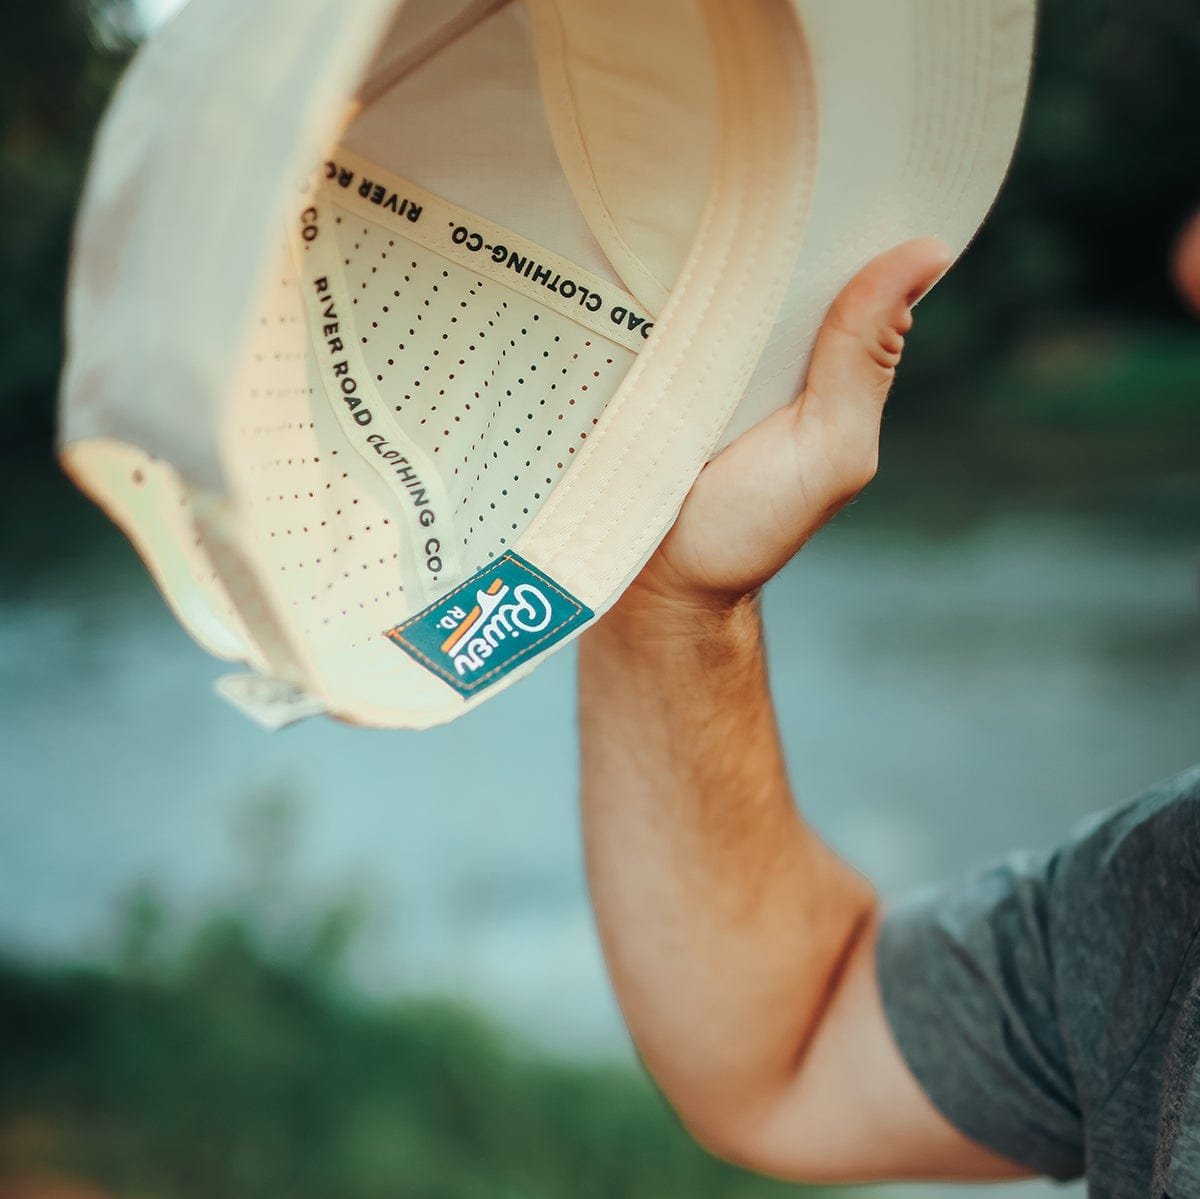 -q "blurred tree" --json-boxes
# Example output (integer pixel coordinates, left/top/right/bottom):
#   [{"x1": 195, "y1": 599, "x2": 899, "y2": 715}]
[
  {"x1": 2, "y1": 0, "x2": 1198, "y2": 477},
  {"x1": 896, "y1": 0, "x2": 1200, "y2": 424},
  {"x1": 0, "y1": 1, "x2": 134, "y2": 464}
]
